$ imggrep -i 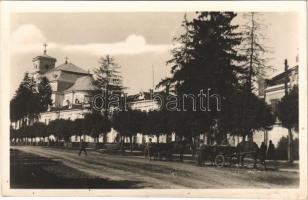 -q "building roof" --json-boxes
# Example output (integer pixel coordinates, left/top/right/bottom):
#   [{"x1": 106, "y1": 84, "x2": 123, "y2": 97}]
[
  {"x1": 33, "y1": 54, "x2": 57, "y2": 61},
  {"x1": 266, "y1": 65, "x2": 298, "y2": 87},
  {"x1": 127, "y1": 90, "x2": 166, "y2": 102},
  {"x1": 65, "y1": 76, "x2": 99, "y2": 92},
  {"x1": 50, "y1": 62, "x2": 89, "y2": 74}
]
